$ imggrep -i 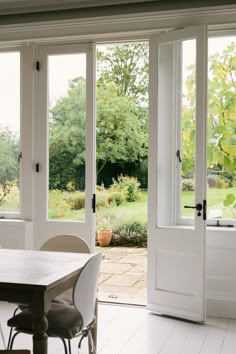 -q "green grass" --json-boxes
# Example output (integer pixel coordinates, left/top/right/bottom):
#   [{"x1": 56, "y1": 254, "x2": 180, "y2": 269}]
[
  {"x1": 182, "y1": 187, "x2": 236, "y2": 219},
  {"x1": 96, "y1": 191, "x2": 148, "y2": 229},
  {"x1": 46, "y1": 187, "x2": 236, "y2": 223}
]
